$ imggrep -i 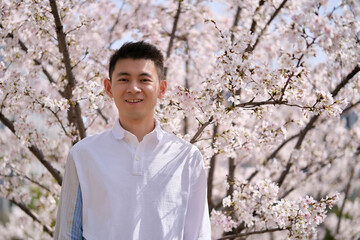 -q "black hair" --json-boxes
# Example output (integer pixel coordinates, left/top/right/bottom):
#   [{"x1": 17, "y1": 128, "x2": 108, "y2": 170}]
[{"x1": 108, "y1": 41, "x2": 164, "y2": 81}]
